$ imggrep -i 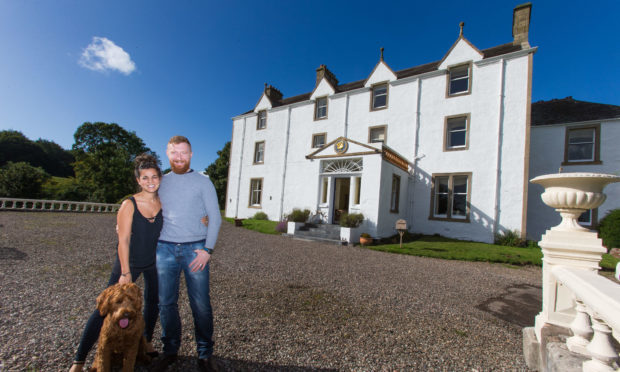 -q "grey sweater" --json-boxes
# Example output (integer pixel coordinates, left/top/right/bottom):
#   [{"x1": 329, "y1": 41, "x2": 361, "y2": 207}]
[{"x1": 158, "y1": 170, "x2": 222, "y2": 249}]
